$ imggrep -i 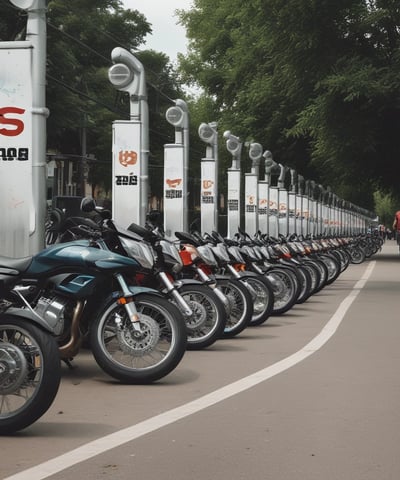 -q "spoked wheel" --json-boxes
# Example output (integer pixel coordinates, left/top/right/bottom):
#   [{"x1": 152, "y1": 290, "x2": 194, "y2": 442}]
[
  {"x1": 295, "y1": 265, "x2": 313, "y2": 304},
  {"x1": 240, "y1": 275, "x2": 274, "y2": 326},
  {"x1": 91, "y1": 293, "x2": 187, "y2": 384},
  {"x1": 218, "y1": 278, "x2": 253, "y2": 338},
  {"x1": 299, "y1": 260, "x2": 321, "y2": 297},
  {"x1": 308, "y1": 257, "x2": 329, "y2": 293},
  {"x1": 265, "y1": 267, "x2": 300, "y2": 315},
  {"x1": 0, "y1": 316, "x2": 61, "y2": 435},
  {"x1": 178, "y1": 284, "x2": 226, "y2": 350},
  {"x1": 318, "y1": 254, "x2": 341, "y2": 285},
  {"x1": 346, "y1": 246, "x2": 366, "y2": 264}
]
